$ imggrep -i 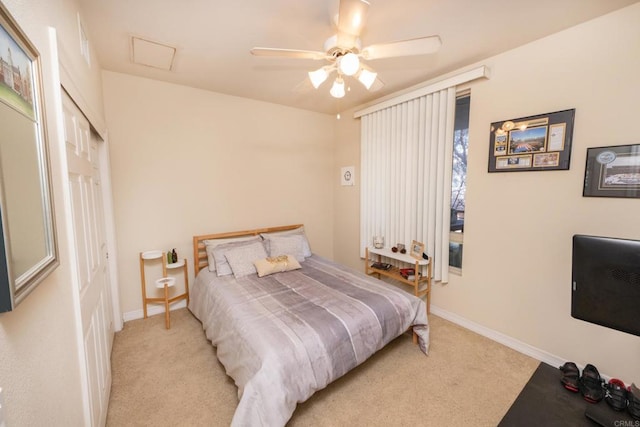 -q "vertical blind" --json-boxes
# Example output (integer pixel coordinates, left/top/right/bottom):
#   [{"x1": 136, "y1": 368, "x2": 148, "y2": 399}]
[{"x1": 360, "y1": 87, "x2": 456, "y2": 283}]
